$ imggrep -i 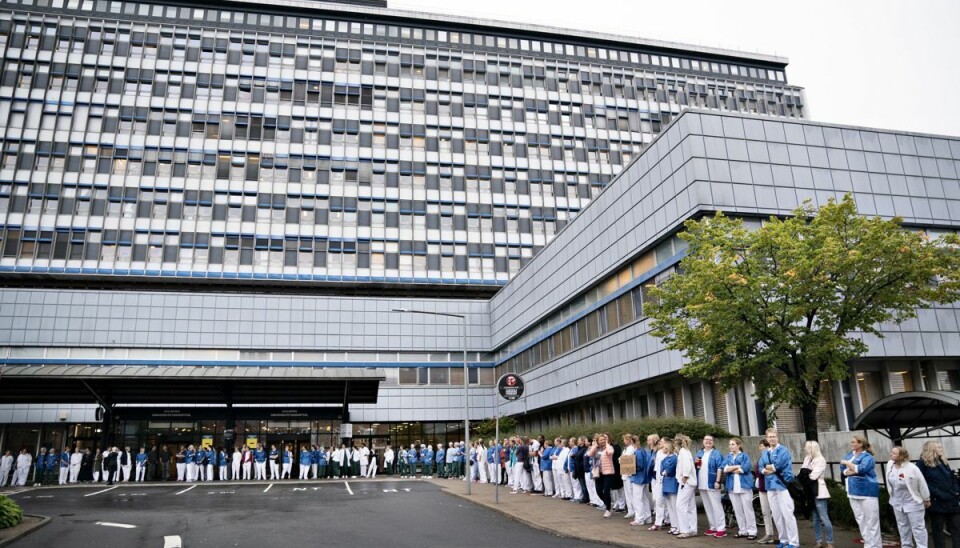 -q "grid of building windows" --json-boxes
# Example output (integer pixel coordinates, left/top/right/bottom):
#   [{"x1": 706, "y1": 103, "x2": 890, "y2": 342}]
[{"x1": 0, "y1": 1, "x2": 805, "y2": 286}]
